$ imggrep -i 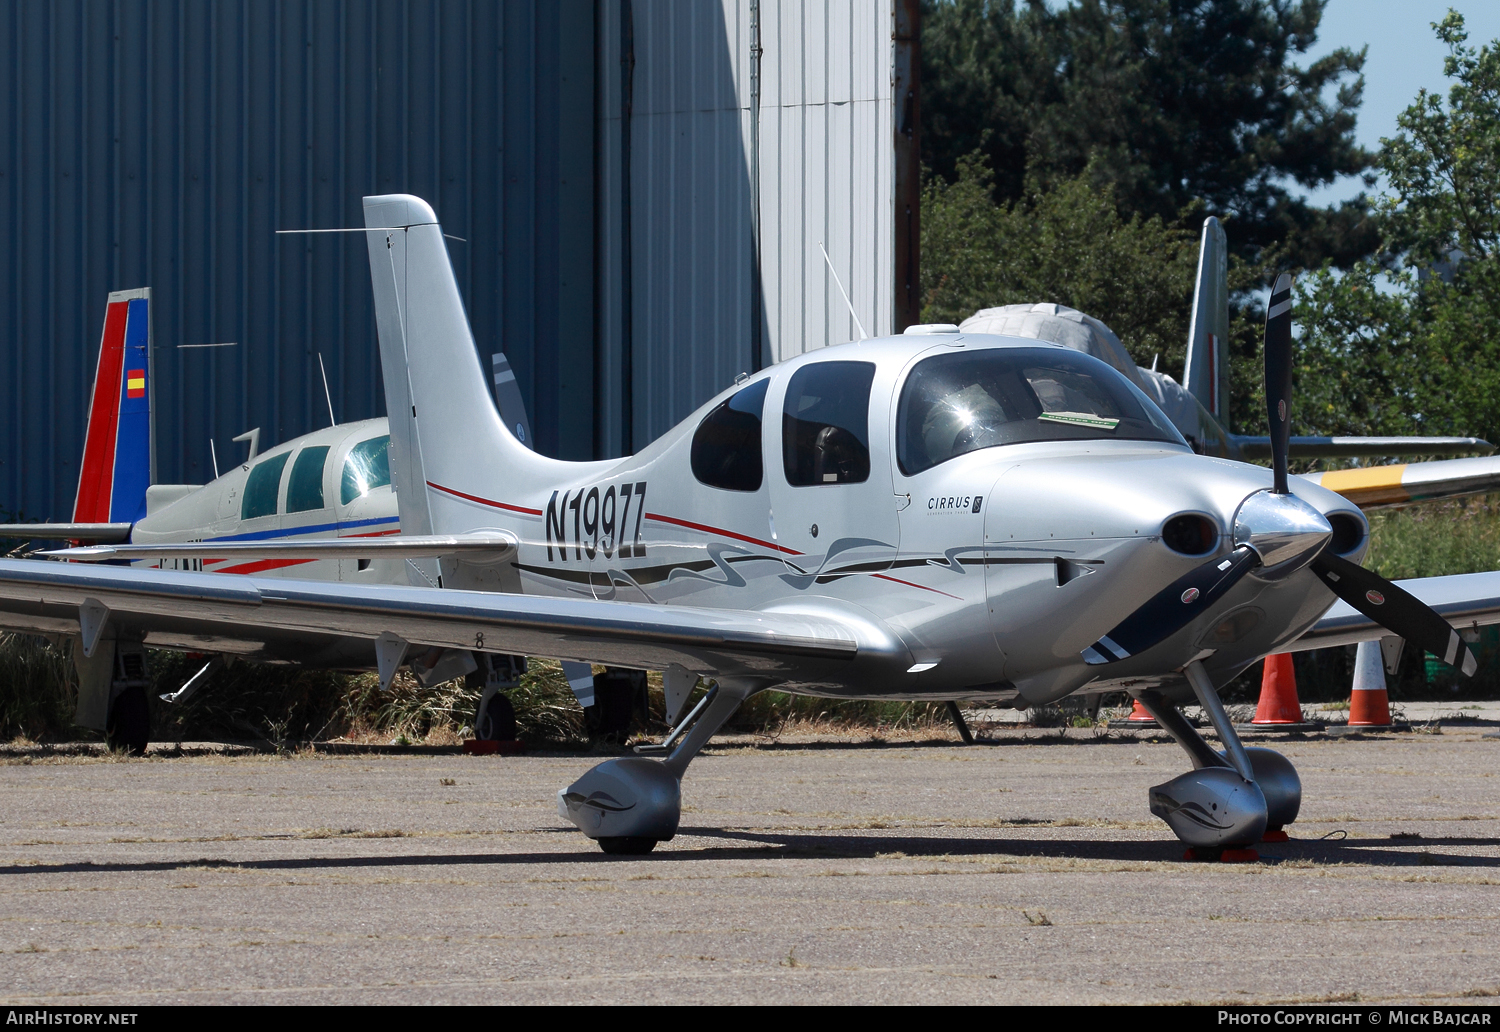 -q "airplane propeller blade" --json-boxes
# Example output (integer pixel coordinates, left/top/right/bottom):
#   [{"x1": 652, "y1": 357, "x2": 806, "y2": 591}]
[
  {"x1": 1308, "y1": 551, "x2": 1477, "y2": 676},
  {"x1": 1264, "y1": 272, "x2": 1294, "y2": 494},
  {"x1": 1082, "y1": 546, "x2": 1260, "y2": 664}
]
